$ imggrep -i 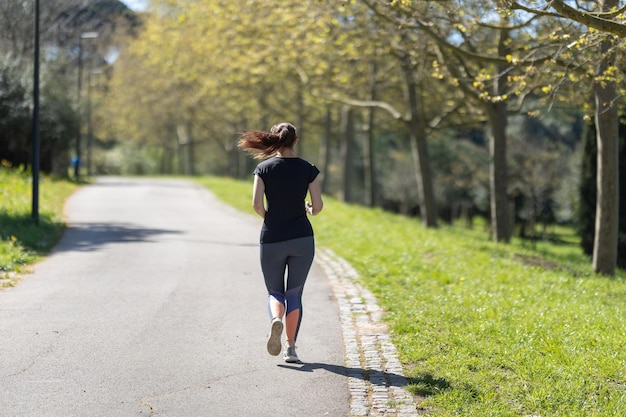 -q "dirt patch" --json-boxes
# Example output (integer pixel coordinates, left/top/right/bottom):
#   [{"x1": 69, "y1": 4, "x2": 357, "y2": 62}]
[{"x1": 515, "y1": 254, "x2": 560, "y2": 271}]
